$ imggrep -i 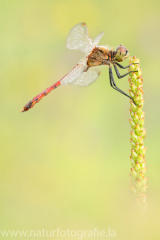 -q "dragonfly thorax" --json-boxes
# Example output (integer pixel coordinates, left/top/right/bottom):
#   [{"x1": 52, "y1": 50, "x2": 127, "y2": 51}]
[{"x1": 87, "y1": 46, "x2": 114, "y2": 68}]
